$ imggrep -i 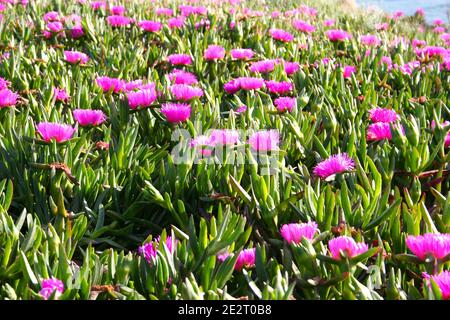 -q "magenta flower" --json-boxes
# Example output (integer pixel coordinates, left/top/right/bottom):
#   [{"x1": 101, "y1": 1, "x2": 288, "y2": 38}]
[
  {"x1": 313, "y1": 153, "x2": 354, "y2": 179},
  {"x1": 343, "y1": 65, "x2": 356, "y2": 78},
  {"x1": 139, "y1": 236, "x2": 177, "y2": 264},
  {"x1": 218, "y1": 248, "x2": 256, "y2": 271},
  {"x1": 236, "y1": 105, "x2": 247, "y2": 113},
  {"x1": 36, "y1": 122, "x2": 76, "y2": 143},
  {"x1": 423, "y1": 271, "x2": 450, "y2": 300},
  {"x1": 91, "y1": 1, "x2": 106, "y2": 10},
  {"x1": 0, "y1": 88, "x2": 18, "y2": 108},
  {"x1": 375, "y1": 22, "x2": 389, "y2": 31},
  {"x1": 367, "y1": 122, "x2": 399, "y2": 141},
  {"x1": 171, "y1": 84, "x2": 203, "y2": 101},
  {"x1": 96, "y1": 76, "x2": 125, "y2": 93},
  {"x1": 167, "y1": 54, "x2": 192, "y2": 66},
  {"x1": 328, "y1": 236, "x2": 368, "y2": 260},
  {"x1": 39, "y1": 277, "x2": 64, "y2": 300},
  {"x1": 110, "y1": 5, "x2": 125, "y2": 16},
  {"x1": 433, "y1": 19, "x2": 445, "y2": 26},
  {"x1": 415, "y1": 8, "x2": 425, "y2": 16},
  {"x1": 323, "y1": 19, "x2": 335, "y2": 27},
  {"x1": 326, "y1": 29, "x2": 351, "y2": 42},
  {"x1": 412, "y1": 39, "x2": 427, "y2": 48},
  {"x1": 43, "y1": 11, "x2": 60, "y2": 22},
  {"x1": 284, "y1": 61, "x2": 300, "y2": 75},
  {"x1": 156, "y1": 8, "x2": 174, "y2": 17},
  {"x1": 381, "y1": 56, "x2": 393, "y2": 68},
  {"x1": 230, "y1": 48, "x2": 254, "y2": 60},
  {"x1": 161, "y1": 103, "x2": 191, "y2": 123},
  {"x1": 123, "y1": 80, "x2": 143, "y2": 92},
  {"x1": 0, "y1": 77, "x2": 10, "y2": 90},
  {"x1": 204, "y1": 45, "x2": 226, "y2": 61},
  {"x1": 416, "y1": 46, "x2": 448, "y2": 58},
  {"x1": 46, "y1": 21, "x2": 64, "y2": 33},
  {"x1": 73, "y1": 109, "x2": 107, "y2": 127},
  {"x1": 70, "y1": 25, "x2": 84, "y2": 38},
  {"x1": 53, "y1": 88, "x2": 69, "y2": 102},
  {"x1": 249, "y1": 59, "x2": 277, "y2": 74},
  {"x1": 127, "y1": 89, "x2": 157, "y2": 109},
  {"x1": 266, "y1": 80, "x2": 293, "y2": 95},
  {"x1": 369, "y1": 108, "x2": 399, "y2": 123},
  {"x1": 209, "y1": 129, "x2": 240, "y2": 145},
  {"x1": 406, "y1": 233, "x2": 450, "y2": 261},
  {"x1": 190, "y1": 135, "x2": 214, "y2": 156},
  {"x1": 168, "y1": 17, "x2": 185, "y2": 29},
  {"x1": 292, "y1": 19, "x2": 315, "y2": 33},
  {"x1": 270, "y1": 28, "x2": 294, "y2": 42},
  {"x1": 138, "y1": 20, "x2": 162, "y2": 33},
  {"x1": 360, "y1": 34, "x2": 381, "y2": 47},
  {"x1": 280, "y1": 222, "x2": 318, "y2": 244},
  {"x1": 237, "y1": 77, "x2": 265, "y2": 91},
  {"x1": 64, "y1": 50, "x2": 89, "y2": 65},
  {"x1": 224, "y1": 79, "x2": 241, "y2": 94},
  {"x1": 248, "y1": 130, "x2": 279, "y2": 151},
  {"x1": 274, "y1": 97, "x2": 296, "y2": 113},
  {"x1": 106, "y1": 15, "x2": 133, "y2": 27},
  {"x1": 168, "y1": 69, "x2": 198, "y2": 85}
]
